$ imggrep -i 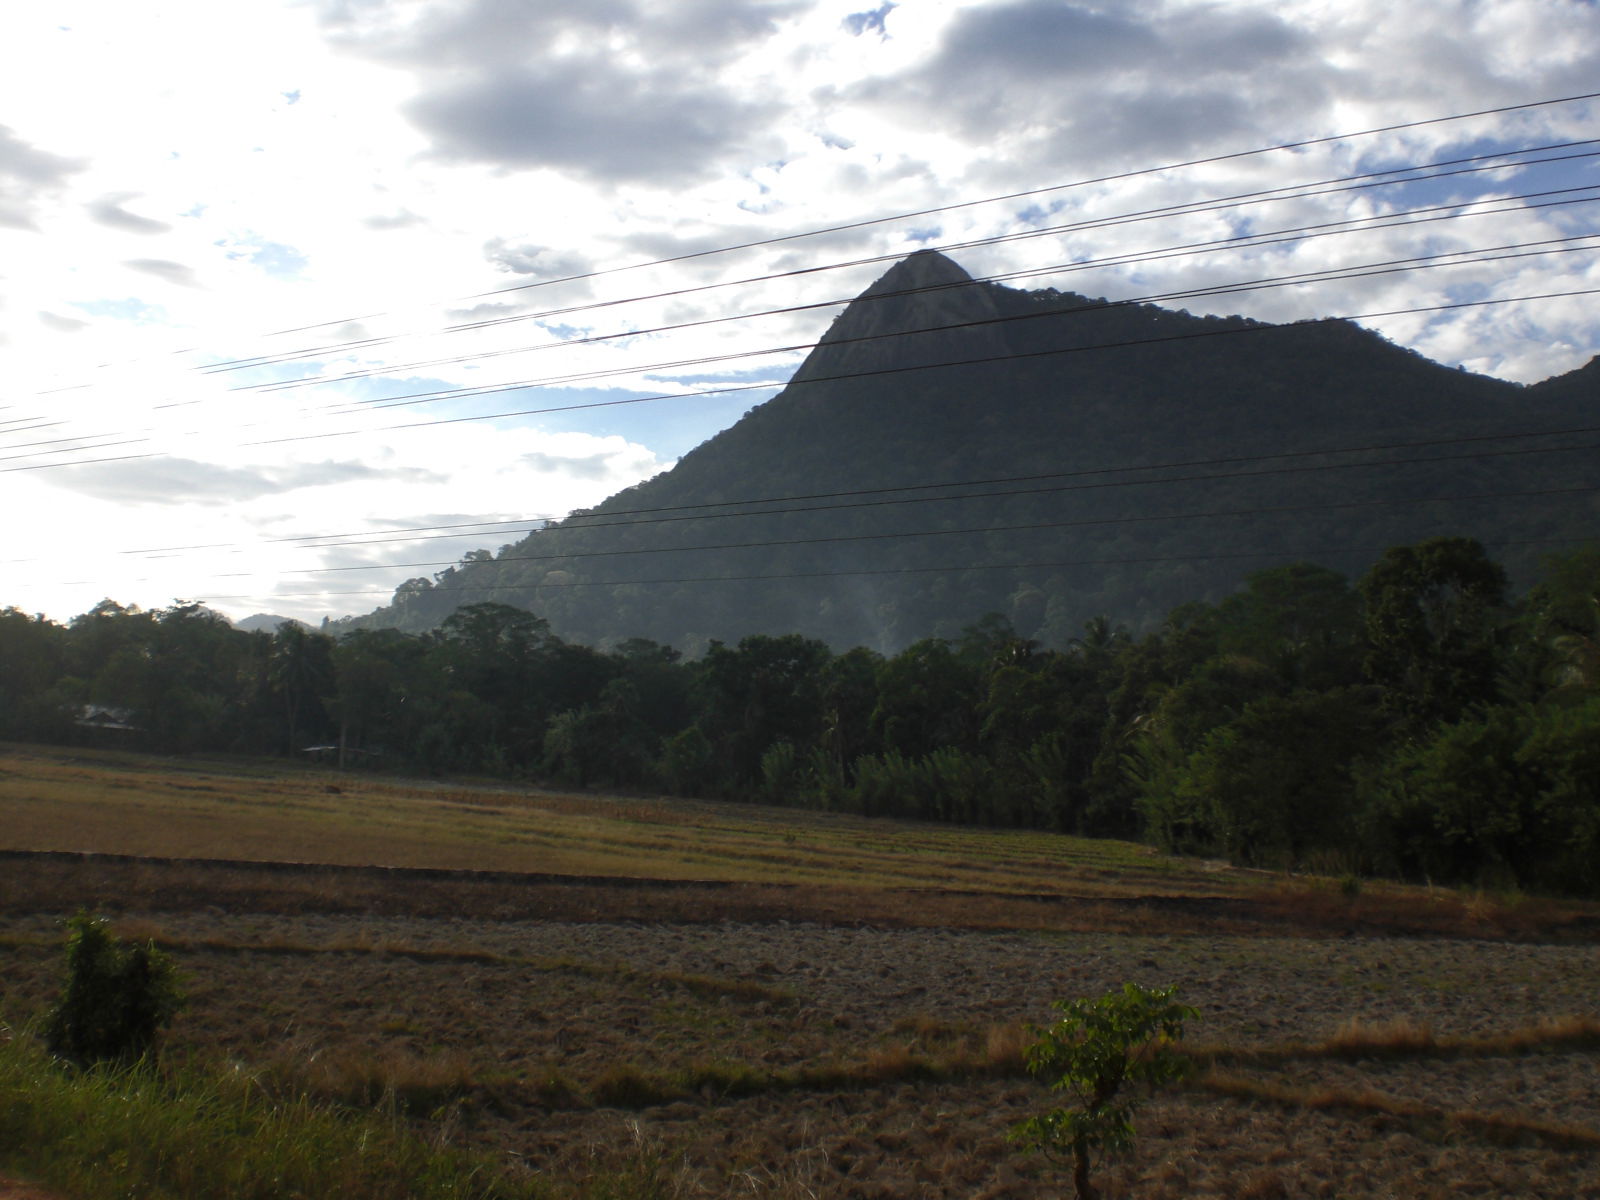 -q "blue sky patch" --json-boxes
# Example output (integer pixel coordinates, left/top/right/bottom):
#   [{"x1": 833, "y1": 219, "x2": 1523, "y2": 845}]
[
  {"x1": 843, "y1": 3, "x2": 895, "y2": 37},
  {"x1": 70, "y1": 297, "x2": 166, "y2": 324}
]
